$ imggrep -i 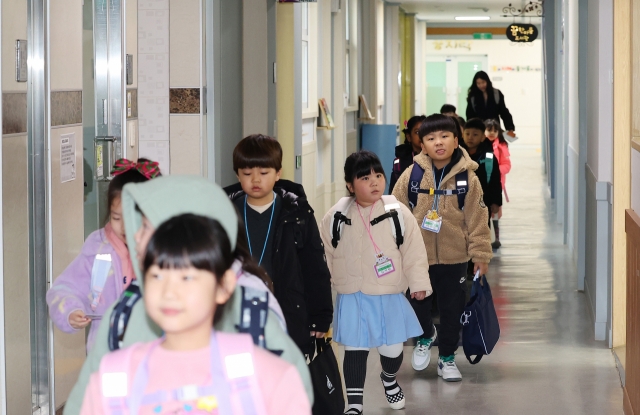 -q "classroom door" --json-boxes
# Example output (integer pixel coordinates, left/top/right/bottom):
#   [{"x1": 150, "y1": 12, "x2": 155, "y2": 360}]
[{"x1": 425, "y1": 55, "x2": 488, "y2": 117}]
